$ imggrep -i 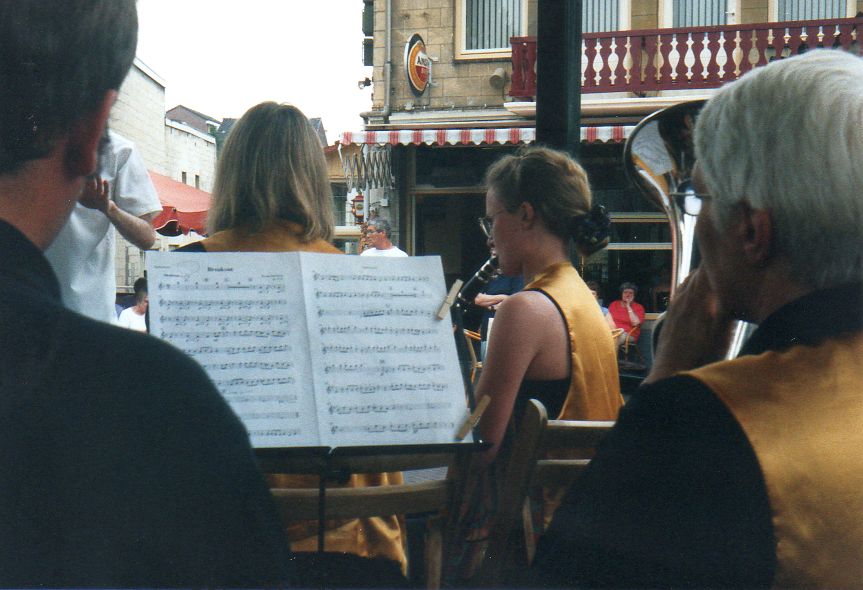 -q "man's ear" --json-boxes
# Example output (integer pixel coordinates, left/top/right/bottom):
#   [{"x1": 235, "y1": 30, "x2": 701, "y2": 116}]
[
  {"x1": 64, "y1": 90, "x2": 116, "y2": 177},
  {"x1": 739, "y1": 204, "x2": 773, "y2": 266}
]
